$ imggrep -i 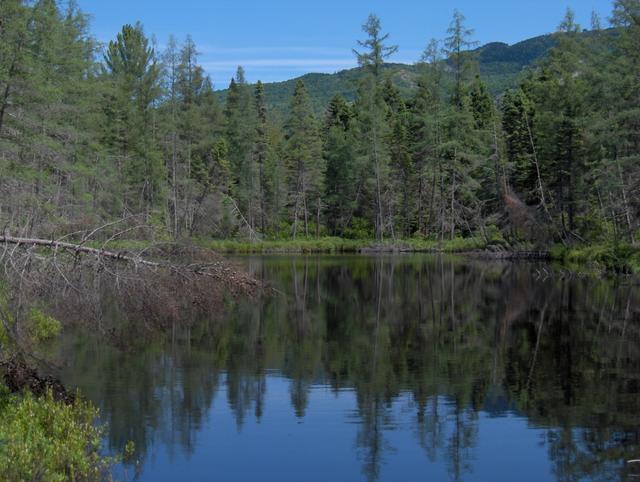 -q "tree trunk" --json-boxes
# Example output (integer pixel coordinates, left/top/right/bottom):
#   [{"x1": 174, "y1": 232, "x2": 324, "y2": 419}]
[
  {"x1": 617, "y1": 157, "x2": 635, "y2": 244},
  {"x1": 0, "y1": 235, "x2": 160, "y2": 268}
]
